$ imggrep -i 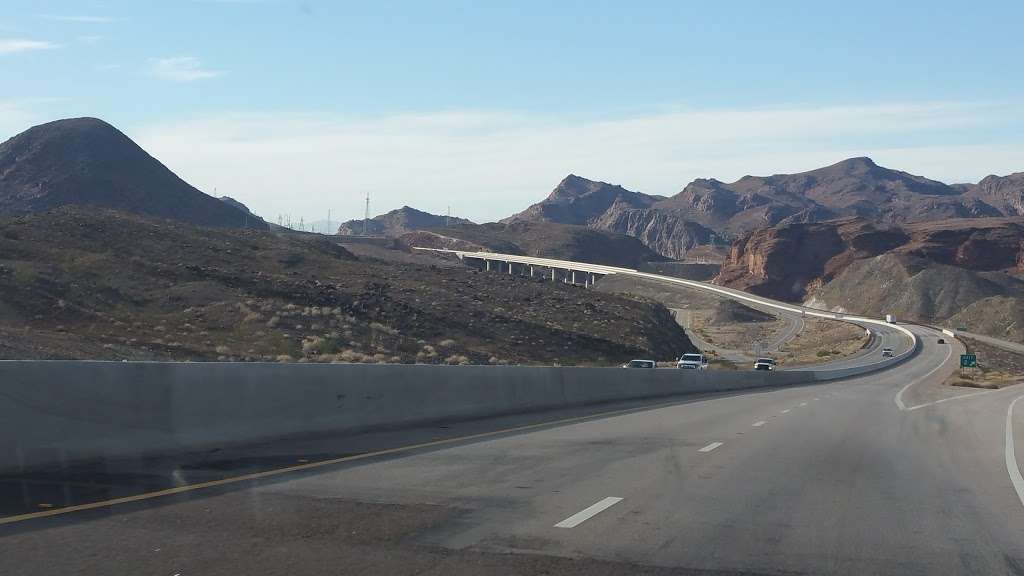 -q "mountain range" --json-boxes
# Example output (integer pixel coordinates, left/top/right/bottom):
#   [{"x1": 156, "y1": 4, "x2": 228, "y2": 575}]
[
  {"x1": 502, "y1": 158, "x2": 1024, "y2": 259},
  {"x1": 2, "y1": 116, "x2": 1023, "y2": 342}
]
